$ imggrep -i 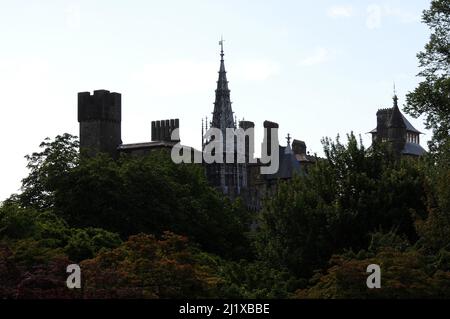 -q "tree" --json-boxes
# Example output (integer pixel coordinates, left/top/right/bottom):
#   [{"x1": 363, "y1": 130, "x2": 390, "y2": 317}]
[
  {"x1": 14, "y1": 134, "x2": 252, "y2": 260},
  {"x1": 0, "y1": 203, "x2": 122, "y2": 265},
  {"x1": 18, "y1": 134, "x2": 79, "y2": 211},
  {"x1": 415, "y1": 146, "x2": 450, "y2": 253},
  {"x1": 255, "y1": 134, "x2": 427, "y2": 279},
  {"x1": 296, "y1": 243, "x2": 450, "y2": 299},
  {"x1": 80, "y1": 232, "x2": 220, "y2": 298},
  {"x1": 214, "y1": 259, "x2": 298, "y2": 298},
  {"x1": 0, "y1": 244, "x2": 78, "y2": 299},
  {"x1": 405, "y1": 0, "x2": 450, "y2": 155}
]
